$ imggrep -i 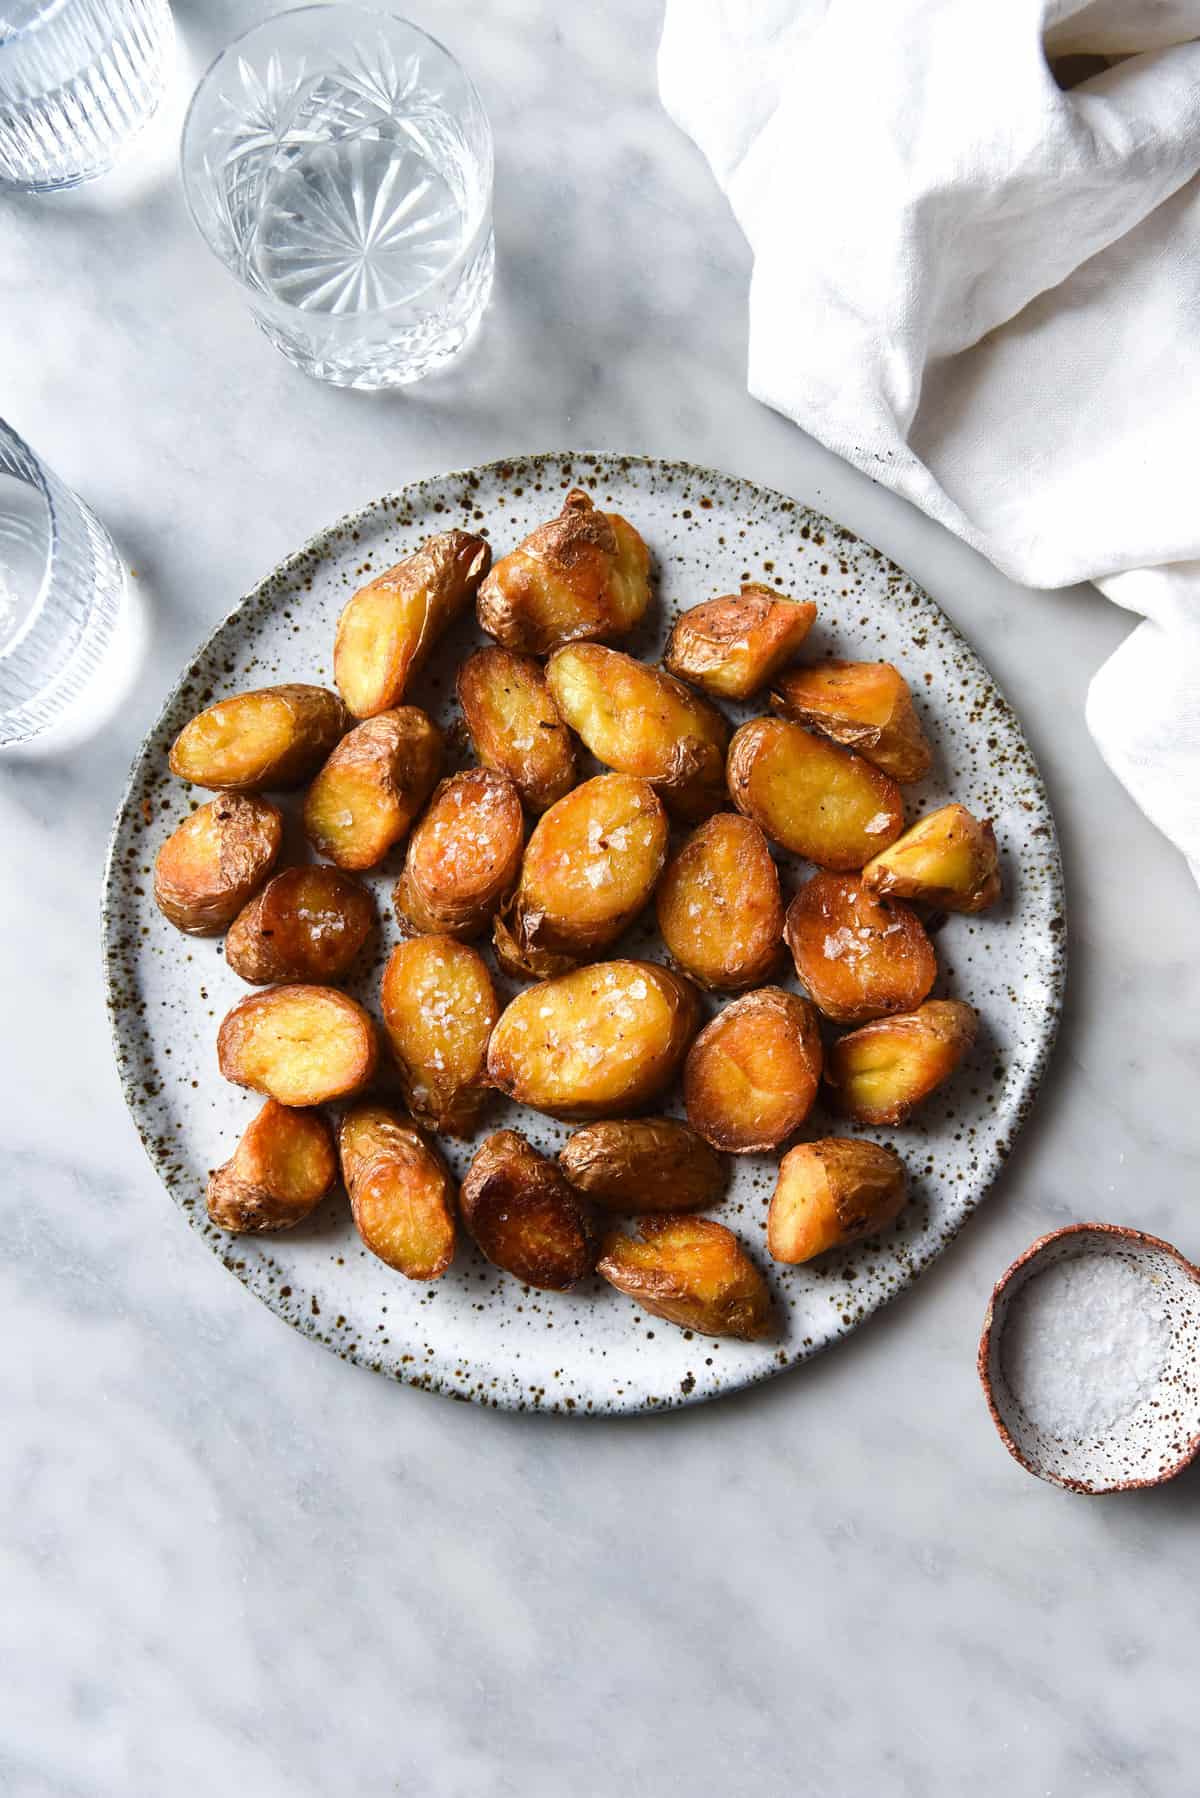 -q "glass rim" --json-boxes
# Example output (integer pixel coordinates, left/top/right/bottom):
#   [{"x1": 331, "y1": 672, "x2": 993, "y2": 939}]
[{"x1": 0, "y1": 417, "x2": 58, "y2": 666}]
